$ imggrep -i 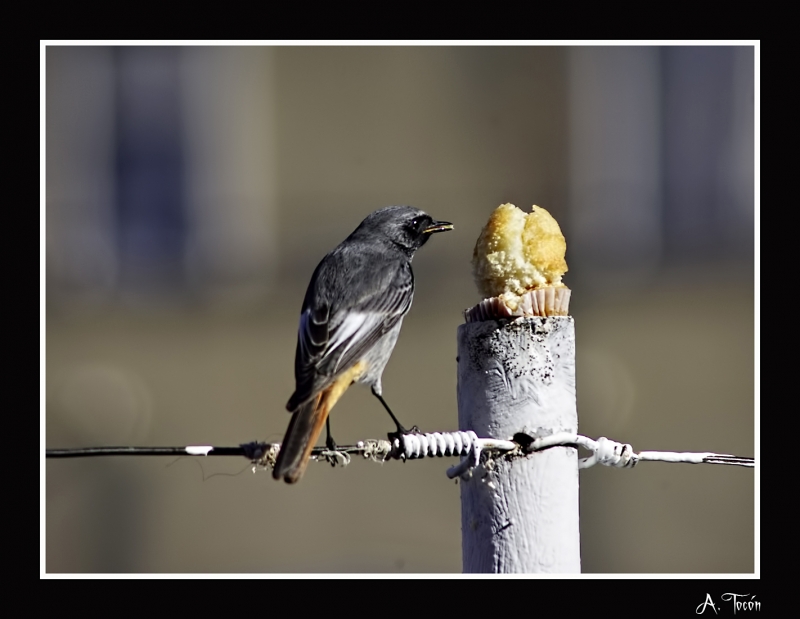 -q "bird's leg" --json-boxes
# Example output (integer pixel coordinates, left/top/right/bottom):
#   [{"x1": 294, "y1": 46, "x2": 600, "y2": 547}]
[
  {"x1": 321, "y1": 416, "x2": 351, "y2": 468},
  {"x1": 322, "y1": 417, "x2": 350, "y2": 466},
  {"x1": 325, "y1": 416, "x2": 338, "y2": 451},
  {"x1": 372, "y1": 389, "x2": 419, "y2": 435}
]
